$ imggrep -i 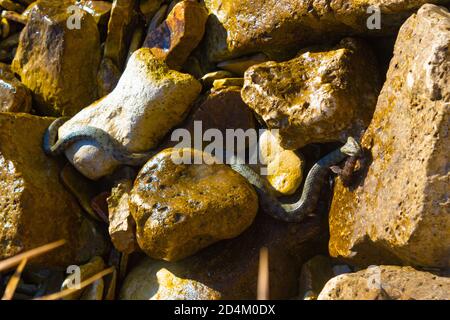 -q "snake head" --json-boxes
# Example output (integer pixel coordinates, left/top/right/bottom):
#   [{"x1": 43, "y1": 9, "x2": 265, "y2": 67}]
[{"x1": 340, "y1": 137, "x2": 362, "y2": 157}]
